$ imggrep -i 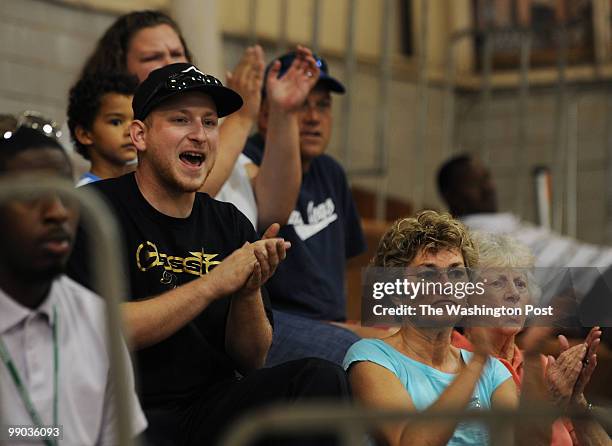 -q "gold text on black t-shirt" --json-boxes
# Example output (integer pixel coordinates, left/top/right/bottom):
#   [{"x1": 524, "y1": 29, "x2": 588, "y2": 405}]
[{"x1": 136, "y1": 241, "x2": 221, "y2": 276}]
